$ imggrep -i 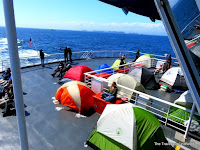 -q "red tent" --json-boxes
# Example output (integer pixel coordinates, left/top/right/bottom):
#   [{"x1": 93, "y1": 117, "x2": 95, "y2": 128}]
[{"x1": 63, "y1": 65, "x2": 93, "y2": 81}]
